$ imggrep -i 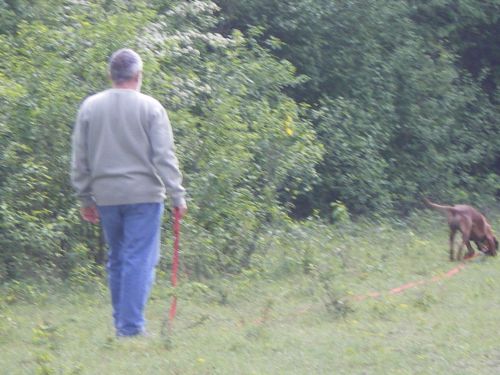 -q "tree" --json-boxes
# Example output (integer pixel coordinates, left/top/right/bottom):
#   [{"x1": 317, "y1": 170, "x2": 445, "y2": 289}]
[
  {"x1": 0, "y1": 0, "x2": 323, "y2": 280},
  {"x1": 215, "y1": 0, "x2": 500, "y2": 214}
]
